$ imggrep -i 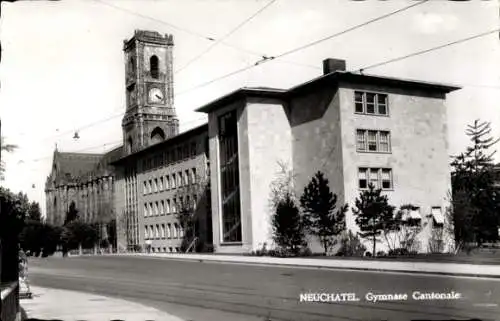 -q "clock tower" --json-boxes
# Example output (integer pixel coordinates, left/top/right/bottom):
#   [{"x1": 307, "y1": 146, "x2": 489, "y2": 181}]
[{"x1": 122, "y1": 30, "x2": 179, "y2": 155}]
